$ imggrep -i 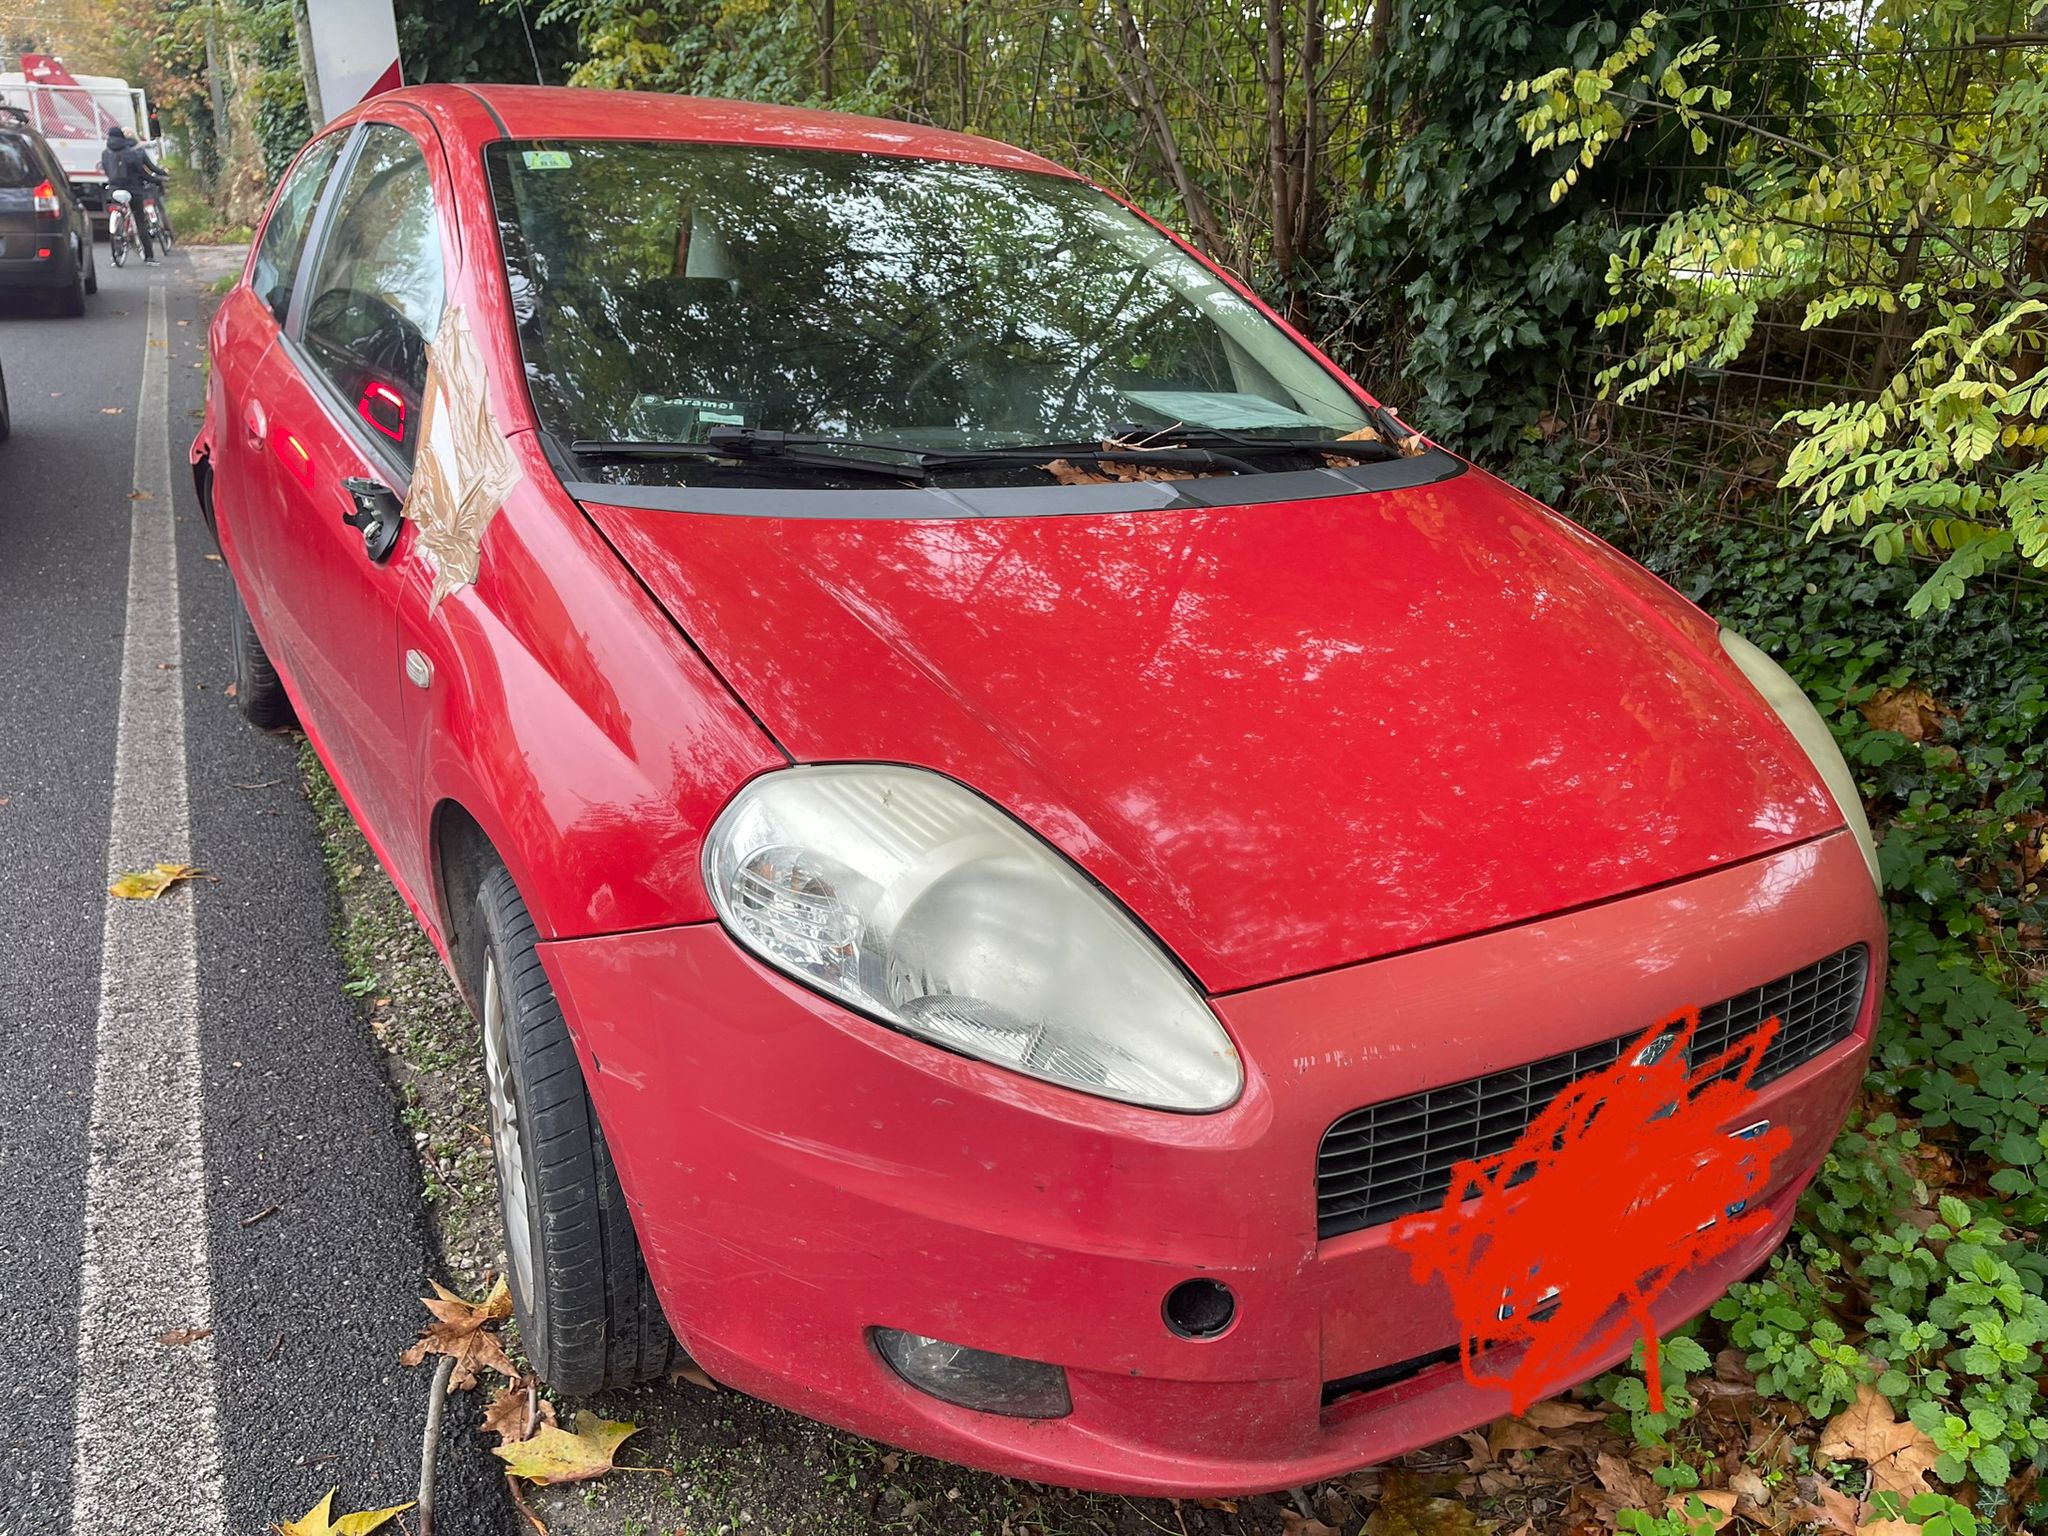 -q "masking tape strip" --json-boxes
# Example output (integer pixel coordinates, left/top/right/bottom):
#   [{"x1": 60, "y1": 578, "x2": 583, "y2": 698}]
[{"x1": 405, "y1": 302, "x2": 523, "y2": 613}]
